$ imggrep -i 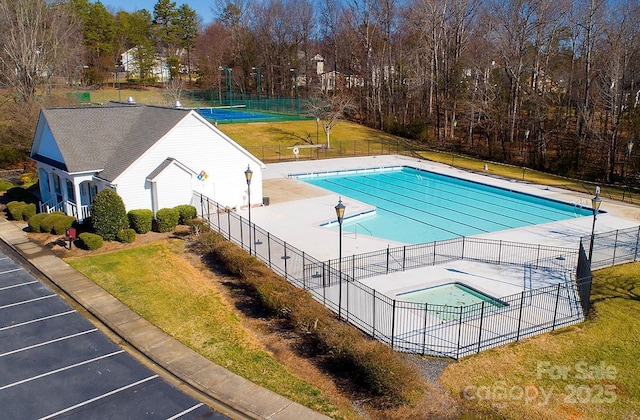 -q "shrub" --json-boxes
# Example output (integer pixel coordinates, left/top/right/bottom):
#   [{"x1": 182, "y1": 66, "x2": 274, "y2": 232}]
[
  {"x1": 0, "y1": 145, "x2": 23, "y2": 167},
  {"x1": 6, "y1": 187, "x2": 38, "y2": 204},
  {"x1": 40, "y1": 212, "x2": 67, "y2": 233},
  {"x1": 174, "y1": 204, "x2": 197, "y2": 224},
  {"x1": 127, "y1": 209, "x2": 153, "y2": 234},
  {"x1": 154, "y1": 207, "x2": 179, "y2": 233},
  {"x1": 78, "y1": 232, "x2": 103, "y2": 250},
  {"x1": 0, "y1": 179, "x2": 13, "y2": 192},
  {"x1": 186, "y1": 218, "x2": 210, "y2": 237},
  {"x1": 91, "y1": 189, "x2": 128, "y2": 241},
  {"x1": 196, "y1": 231, "x2": 424, "y2": 407},
  {"x1": 27, "y1": 212, "x2": 49, "y2": 233},
  {"x1": 21, "y1": 203, "x2": 36, "y2": 221},
  {"x1": 116, "y1": 228, "x2": 136, "y2": 243},
  {"x1": 52, "y1": 216, "x2": 76, "y2": 235},
  {"x1": 6, "y1": 201, "x2": 26, "y2": 220}
]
